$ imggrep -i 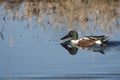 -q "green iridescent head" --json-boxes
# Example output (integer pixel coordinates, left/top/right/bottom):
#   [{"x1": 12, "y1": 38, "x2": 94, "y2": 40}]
[{"x1": 61, "y1": 30, "x2": 78, "y2": 40}]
